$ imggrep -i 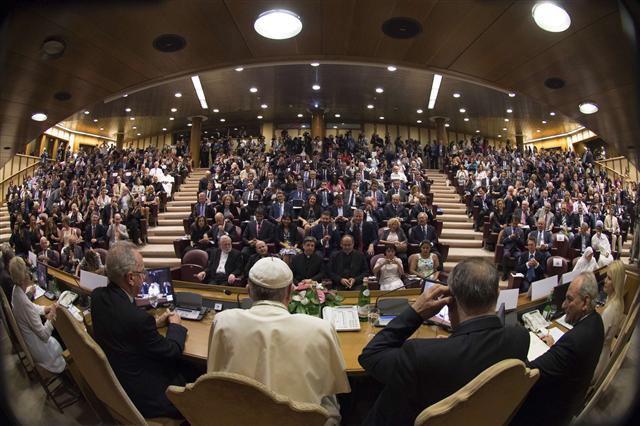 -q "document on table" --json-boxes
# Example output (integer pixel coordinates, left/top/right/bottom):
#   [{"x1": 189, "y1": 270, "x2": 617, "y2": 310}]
[
  {"x1": 555, "y1": 314, "x2": 574, "y2": 330},
  {"x1": 32, "y1": 285, "x2": 46, "y2": 300},
  {"x1": 548, "y1": 327, "x2": 565, "y2": 343},
  {"x1": 322, "y1": 306, "x2": 361, "y2": 331},
  {"x1": 527, "y1": 331, "x2": 551, "y2": 361}
]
